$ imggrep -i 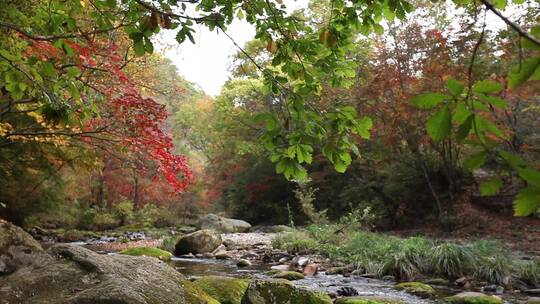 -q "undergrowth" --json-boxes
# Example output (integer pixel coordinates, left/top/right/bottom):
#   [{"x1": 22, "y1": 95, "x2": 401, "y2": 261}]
[{"x1": 272, "y1": 224, "x2": 537, "y2": 286}]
